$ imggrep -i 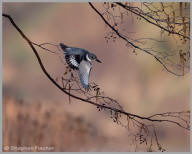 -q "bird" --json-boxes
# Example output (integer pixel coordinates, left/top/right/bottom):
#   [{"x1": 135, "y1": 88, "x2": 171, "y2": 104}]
[{"x1": 60, "y1": 43, "x2": 101, "y2": 90}]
